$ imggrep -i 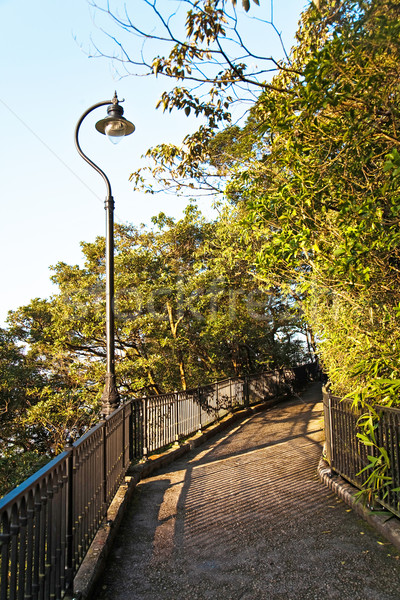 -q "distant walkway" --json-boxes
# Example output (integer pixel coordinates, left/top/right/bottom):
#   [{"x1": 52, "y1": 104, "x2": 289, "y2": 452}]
[{"x1": 95, "y1": 384, "x2": 400, "y2": 599}]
